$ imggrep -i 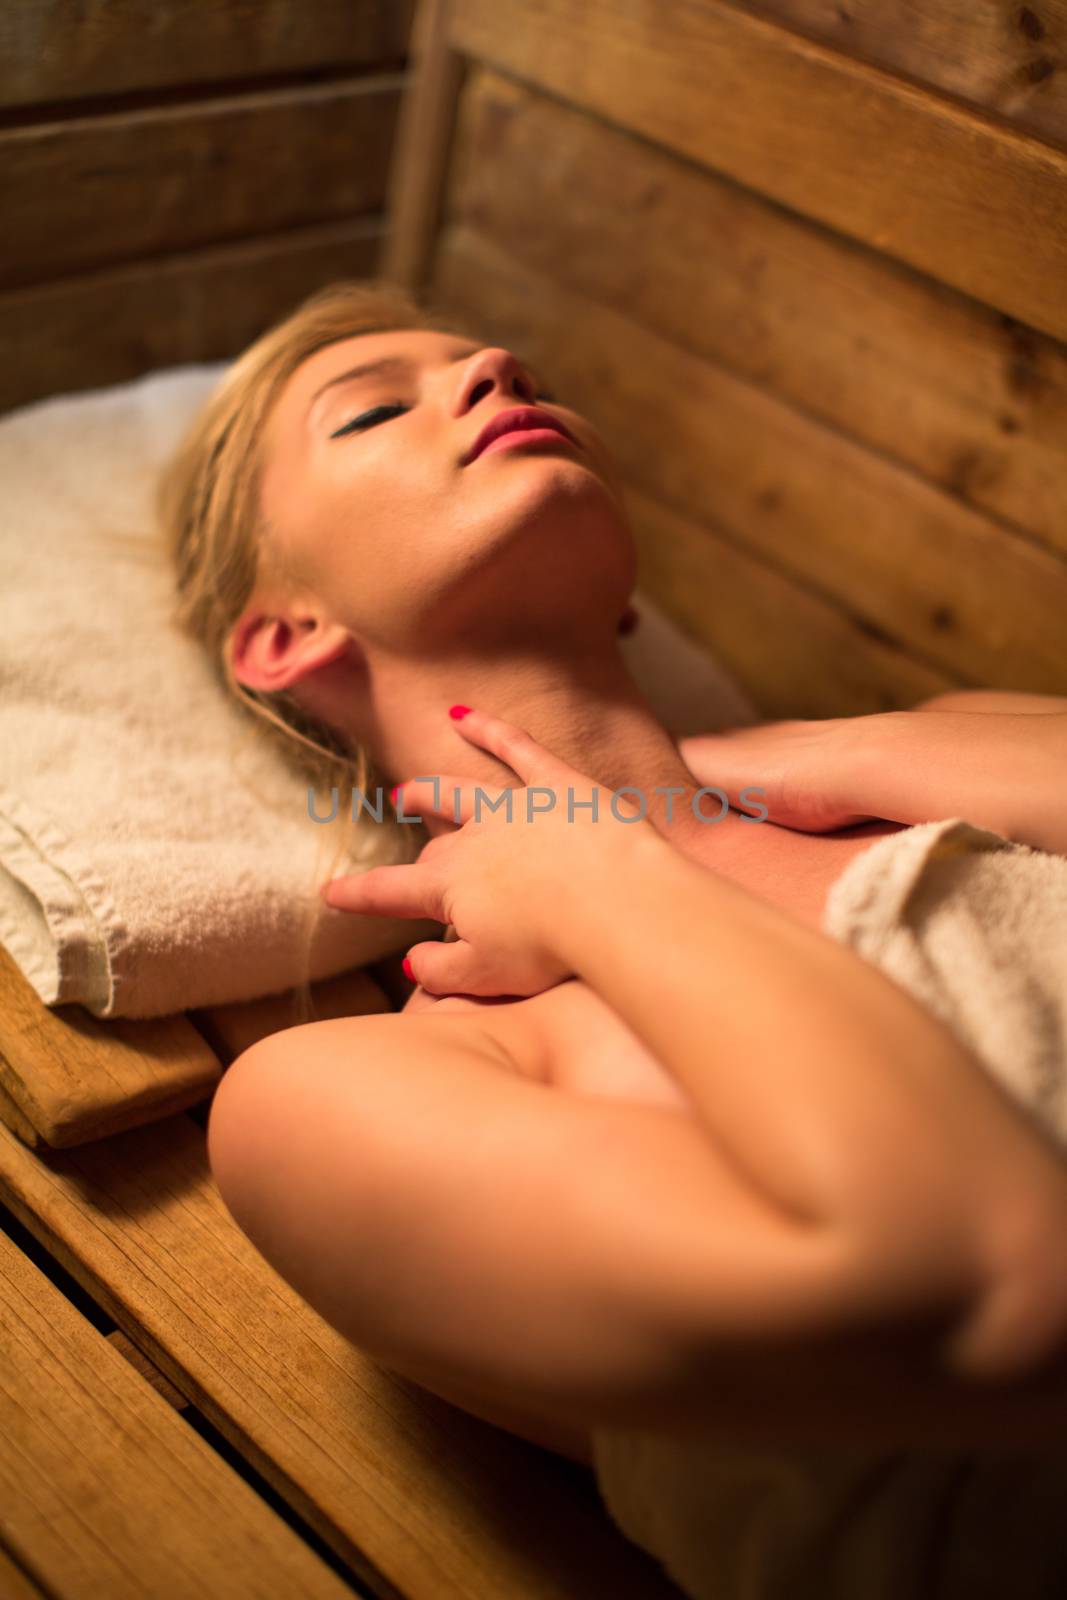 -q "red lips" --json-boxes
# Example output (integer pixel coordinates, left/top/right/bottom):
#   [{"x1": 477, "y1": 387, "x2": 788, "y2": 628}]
[{"x1": 462, "y1": 405, "x2": 577, "y2": 466}]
